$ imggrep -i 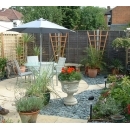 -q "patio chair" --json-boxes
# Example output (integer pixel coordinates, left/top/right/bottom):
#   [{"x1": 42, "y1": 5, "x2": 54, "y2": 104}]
[
  {"x1": 53, "y1": 57, "x2": 66, "y2": 86},
  {"x1": 27, "y1": 56, "x2": 39, "y2": 63},
  {"x1": 27, "y1": 56, "x2": 40, "y2": 79},
  {"x1": 13, "y1": 60, "x2": 33, "y2": 84},
  {"x1": 39, "y1": 62, "x2": 55, "y2": 89}
]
